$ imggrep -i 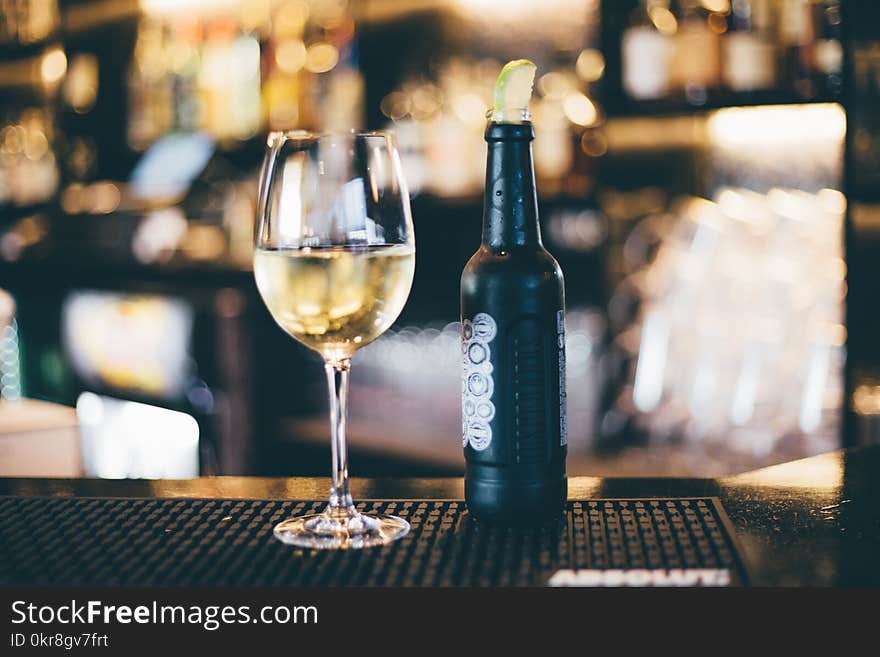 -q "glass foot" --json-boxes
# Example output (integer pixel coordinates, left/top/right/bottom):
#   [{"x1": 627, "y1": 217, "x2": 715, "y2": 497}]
[{"x1": 273, "y1": 509, "x2": 410, "y2": 549}]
